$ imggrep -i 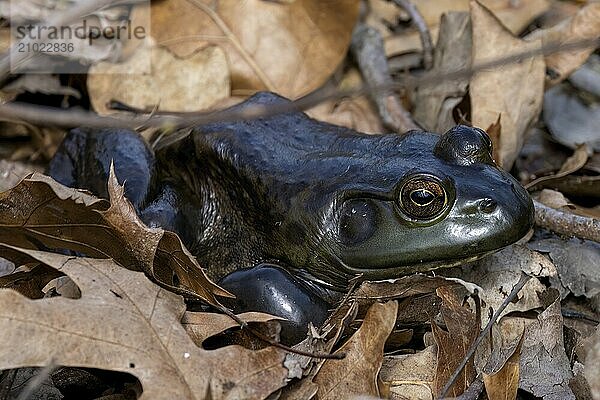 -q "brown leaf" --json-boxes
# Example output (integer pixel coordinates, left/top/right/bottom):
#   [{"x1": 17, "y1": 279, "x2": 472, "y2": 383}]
[
  {"x1": 313, "y1": 301, "x2": 398, "y2": 399},
  {"x1": 527, "y1": 2, "x2": 600, "y2": 86},
  {"x1": 380, "y1": 345, "x2": 437, "y2": 399},
  {"x1": 383, "y1": 0, "x2": 550, "y2": 57},
  {"x1": 413, "y1": 11, "x2": 471, "y2": 133},
  {"x1": 432, "y1": 286, "x2": 480, "y2": 398},
  {"x1": 519, "y1": 294, "x2": 575, "y2": 399},
  {"x1": 0, "y1": 245, "x2": 288, "y2": 399},
  {"x1": 306, "y1": 96, "x2": 383, "y2": 134},
  {"x1": 585, "y1": 326, "x2": 600, "y2": 400},
  {"x1": 469, "y1": 0, "x2": 545, "y2": 169},
  {"x1": 88, "y1": 44, "x2": 230, "y2": 114},
  {"x1": 0, "y1": 263, "x2": 62, "y2": 299},
  {"x1": 182, "y1": 311, "x2": 284, "y2": 345},
  {"x1": 482, "y1": 332, "x2": 525, "y2": 400},
  {"x1": 0, "y1": 171, "x2": 230, "y2": 306},
  {"x1": 486, "y1": 114, "x2": 502, "y2": 164},
  {"x1": 354, "y1": 274, "x2": 457, "y2": 303},
  {"x1": 151, "y1": 0, "x2": 359, "y2": 98},
  {"x1": 525, "y1": 144, "x2": 590, "y2": 190}
]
